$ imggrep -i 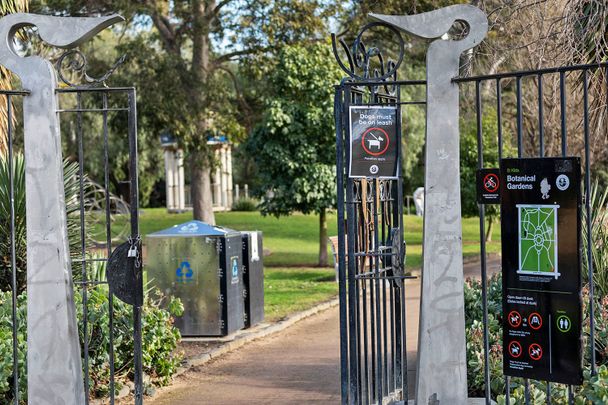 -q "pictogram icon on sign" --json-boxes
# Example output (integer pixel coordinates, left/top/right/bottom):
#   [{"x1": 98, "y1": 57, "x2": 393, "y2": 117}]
[
  {"x1": 361, "y1": 127, "x2": 390, "y2": 156},
  {"x1": 509, "y1": 341, "x2": 522, "y2": 358},
  {"x1": 483, "y1": 173, "x2": 499, "y2": 193},
  {"x1": 508, "y1": 310, "x2": 522, "y2": 328},
  {"x1": 528, "y1": 312, "x2": 542, "y2": 330},
  {"x1": 556, "y1": 315, "x2": 571, "y2": 332},
  {"x1": 529, "y1": 343, "x2": 543, "y2": 360}
]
